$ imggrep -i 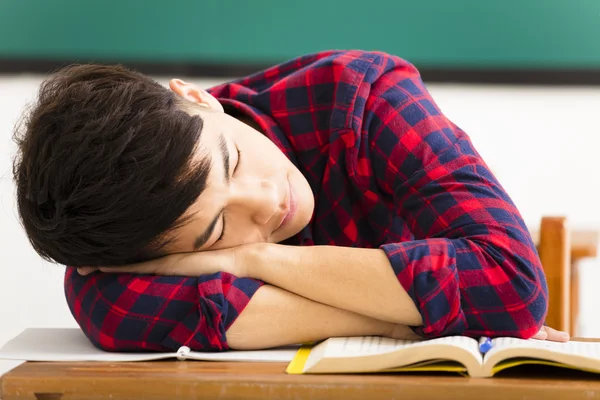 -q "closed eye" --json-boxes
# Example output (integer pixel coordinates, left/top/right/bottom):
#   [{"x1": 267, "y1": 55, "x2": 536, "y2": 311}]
[
  {"x1": 233, "y1": 147, "x2": 242, "y2": 175},
  {"x1": 217, "y1": 211, "x2": 228, "y2": 242},
  {"x1": 217, "y1": 148, "x2": 241, "y2": 243}
]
